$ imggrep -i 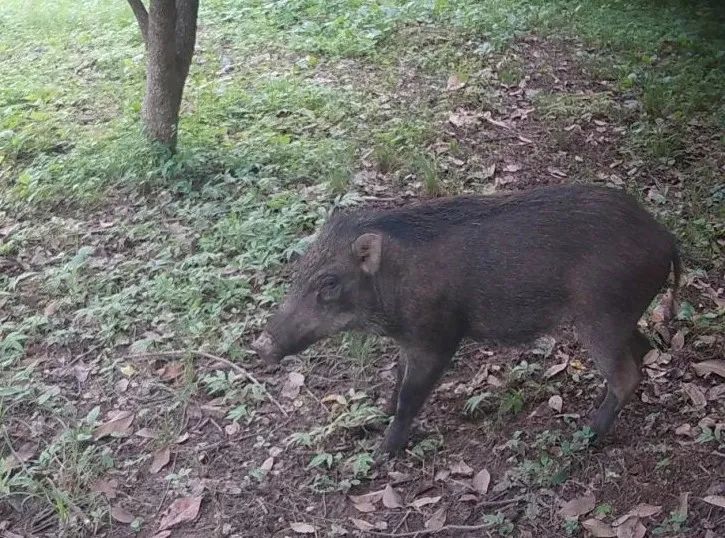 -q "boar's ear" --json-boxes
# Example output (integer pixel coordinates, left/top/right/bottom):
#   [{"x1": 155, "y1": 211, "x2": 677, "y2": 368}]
[{"x1": 352, "y1": 233, "x2": 382, "y2": 275}]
